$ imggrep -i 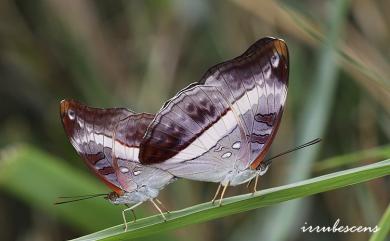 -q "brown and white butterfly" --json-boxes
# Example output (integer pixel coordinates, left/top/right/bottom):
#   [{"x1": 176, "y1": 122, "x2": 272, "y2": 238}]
[
  {"x1": 60, "y1": 37, "x2": 289, "y2": 229},
  {"x1": 60, "y1": 100, "x2": 175, "y2": 231},
  {"x1": 139, "y1": 37, "x2": 289, "y2": 203}
]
